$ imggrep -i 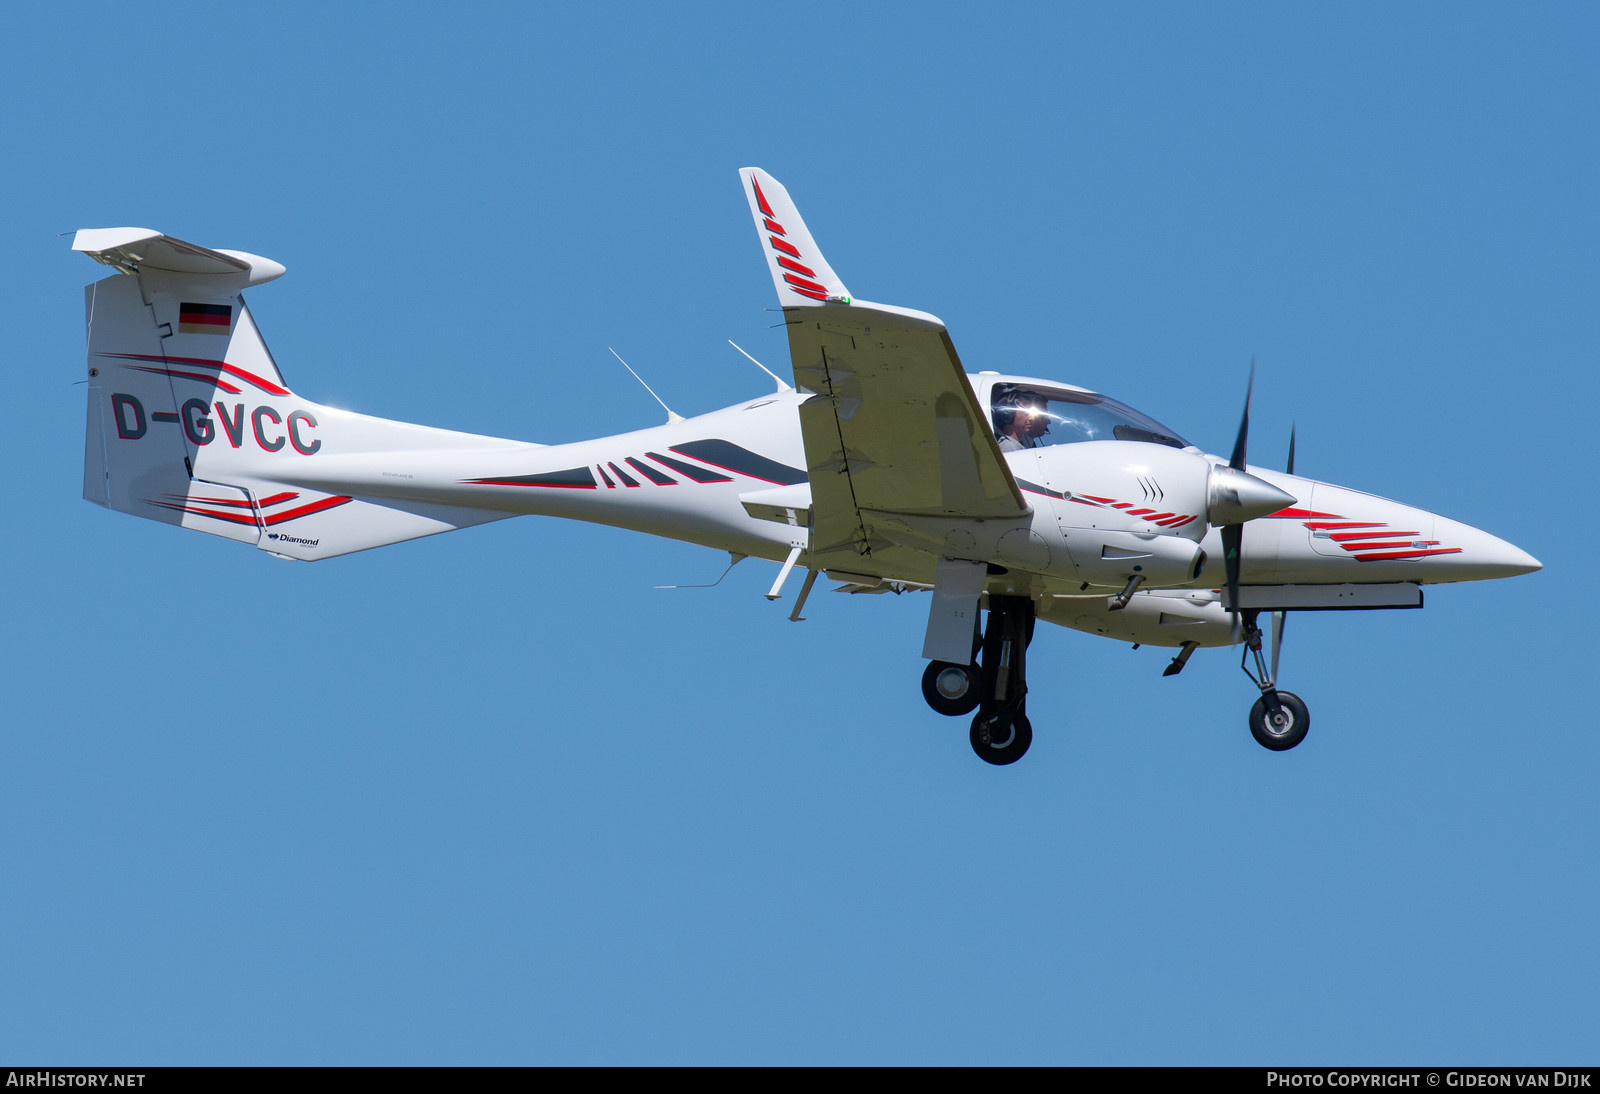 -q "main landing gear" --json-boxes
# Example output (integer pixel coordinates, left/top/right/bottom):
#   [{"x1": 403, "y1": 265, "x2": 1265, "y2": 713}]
[
  {"x1": 1238, "y1": 608, "x2": 1310, "y2": 751},
  {"x1": 921, "y1": 596, "x2": 1036, "y2": 765}
]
